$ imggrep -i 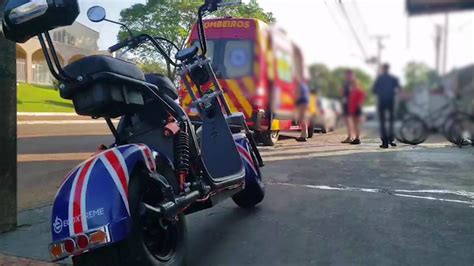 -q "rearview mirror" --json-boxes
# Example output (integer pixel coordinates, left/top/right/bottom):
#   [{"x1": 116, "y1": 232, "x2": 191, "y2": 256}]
[
  {"x1": 2, "y1": 0, "x2": 79, "y2": 43},
  {"x1": 87, "y1": 6, "x2": 106, "y2": 23}
]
